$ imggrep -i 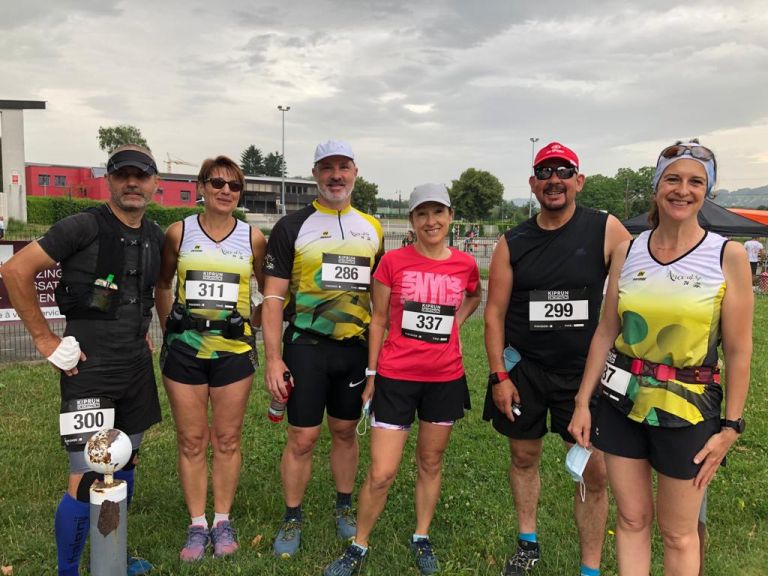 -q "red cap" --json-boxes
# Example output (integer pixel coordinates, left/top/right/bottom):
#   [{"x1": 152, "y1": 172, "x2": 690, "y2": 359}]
[{"x1": 534, "y1": 142, "x2": 579, "y2": 168}]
